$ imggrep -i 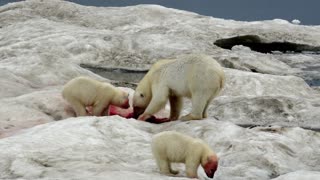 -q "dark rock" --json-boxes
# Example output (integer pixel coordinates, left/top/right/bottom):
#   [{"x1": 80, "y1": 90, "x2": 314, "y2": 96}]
[{"x1": 214, "y1": 35, "x2": 320, "y2": 54}]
